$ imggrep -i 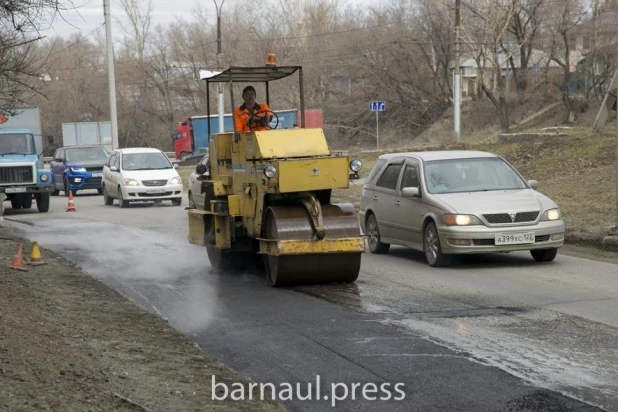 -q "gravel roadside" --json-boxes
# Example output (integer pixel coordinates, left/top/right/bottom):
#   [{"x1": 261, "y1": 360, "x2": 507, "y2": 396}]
[{"x1": 0, "y1": 224, "x2": 287, "y2": 412}]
